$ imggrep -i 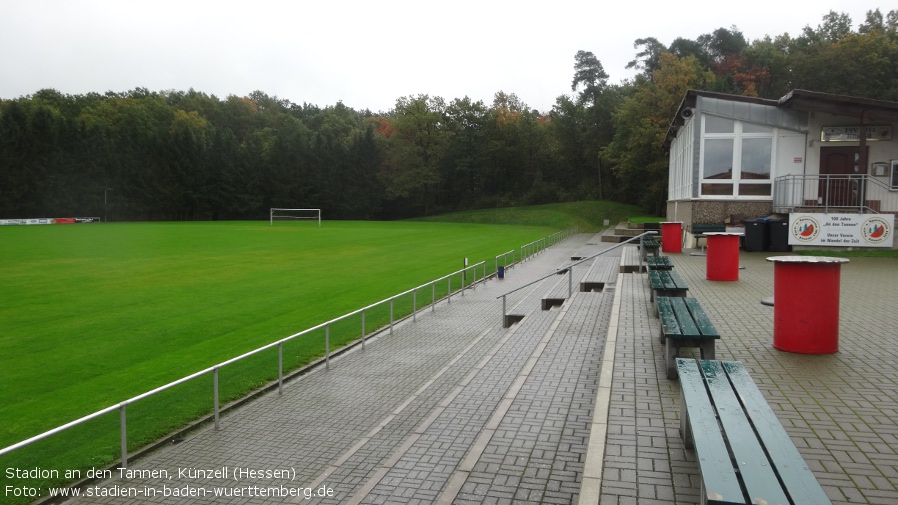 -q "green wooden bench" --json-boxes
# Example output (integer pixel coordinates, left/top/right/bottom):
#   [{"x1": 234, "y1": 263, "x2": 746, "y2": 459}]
[
  {"x1": 676, "y1": 359, "x2": 832, "y2": 505},
  {"x1": 691, "y1": 223, "x2": 726, "y2": 251},
  {"x1": 639, "y1": 235, "x2": 661, "y2": 260},
  {"x1": 657, "y1": 296, "x2": 718, "y2": 379},
  {"x1": 646, "y1": 255, "x2": 673, "y2": 271},
  {"x1": 648, "y1": 269, "x2": 688, "y2": 302}
]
